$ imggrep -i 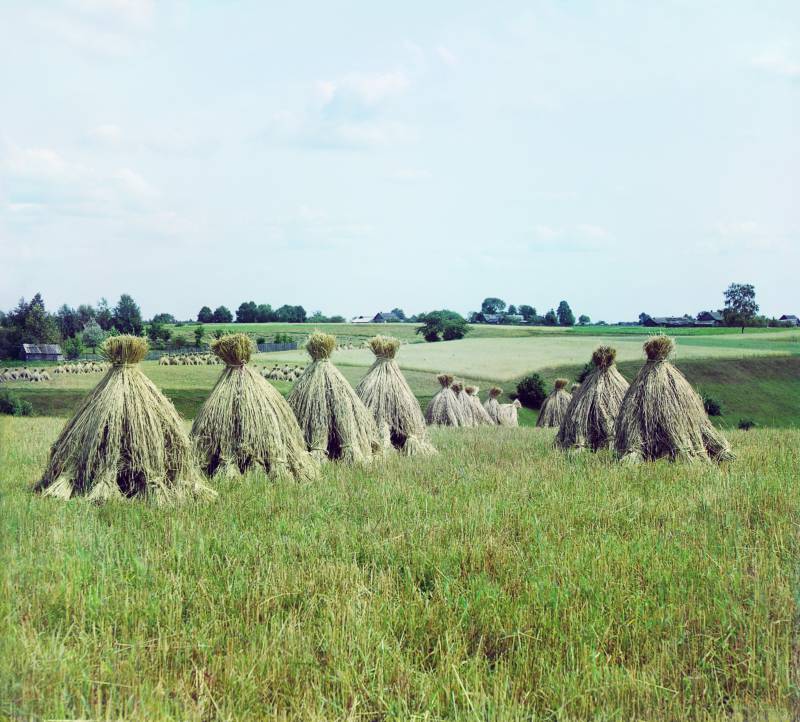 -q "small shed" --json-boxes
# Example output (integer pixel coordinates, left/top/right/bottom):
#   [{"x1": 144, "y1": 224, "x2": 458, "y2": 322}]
[{"x1": 21, "y1": 343, "x2": 64, "y2": 361}]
